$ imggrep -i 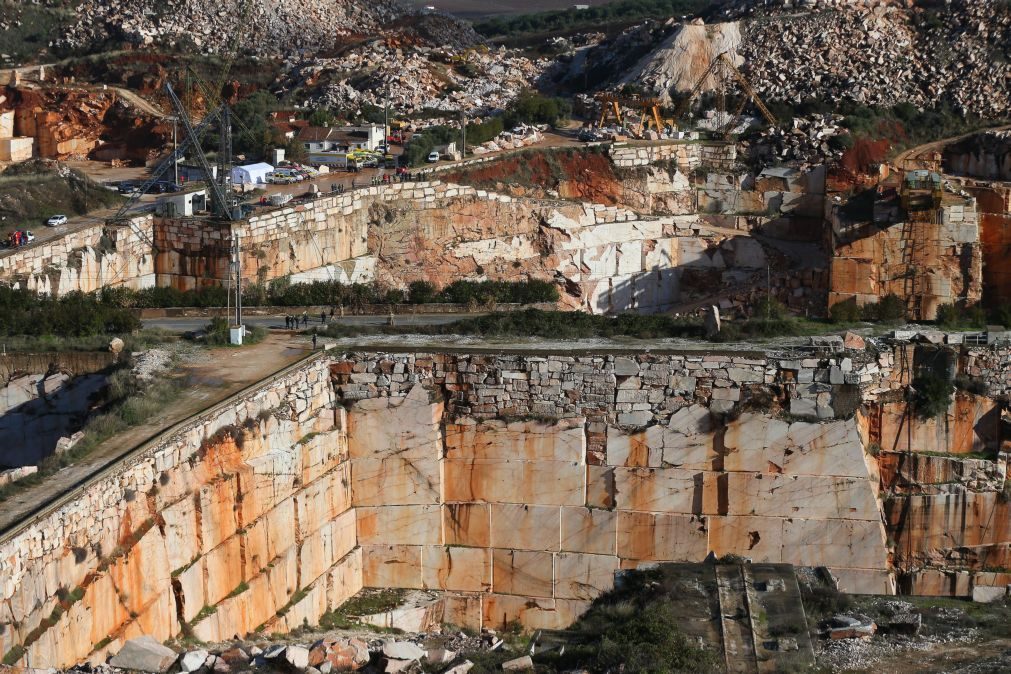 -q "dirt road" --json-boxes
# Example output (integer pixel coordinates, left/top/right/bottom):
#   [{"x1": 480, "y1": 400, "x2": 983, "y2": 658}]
[{"x1": 894, "y1": 123, "x2": 1011, "y2": 172}]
